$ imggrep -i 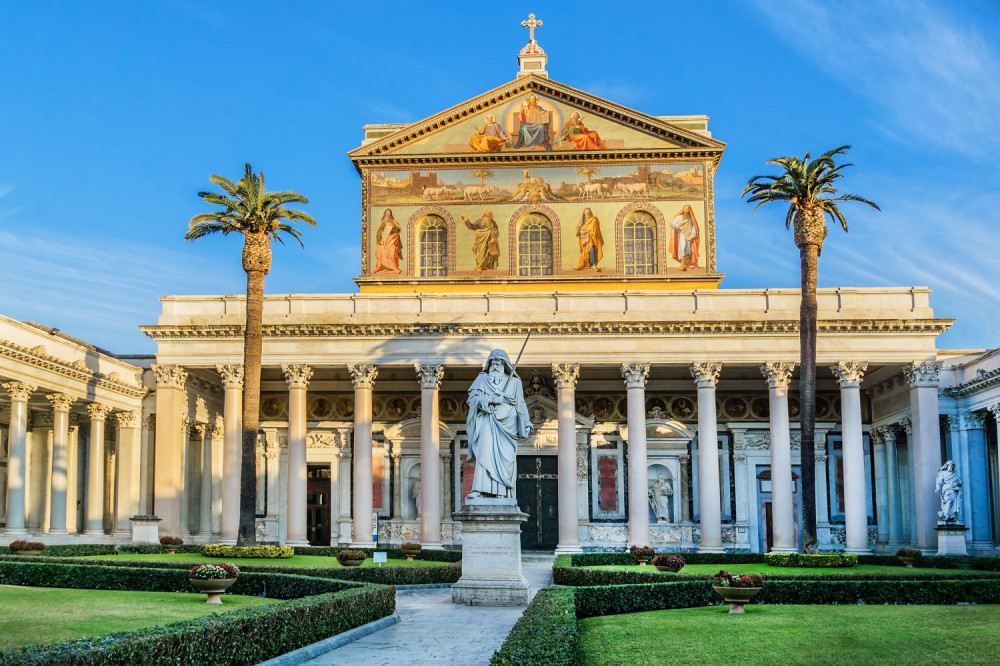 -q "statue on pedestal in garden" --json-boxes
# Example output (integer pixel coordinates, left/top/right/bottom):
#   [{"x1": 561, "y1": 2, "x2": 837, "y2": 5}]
[{"x1": 935, "y1": 460, "x2": 963, "y2": 523}]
